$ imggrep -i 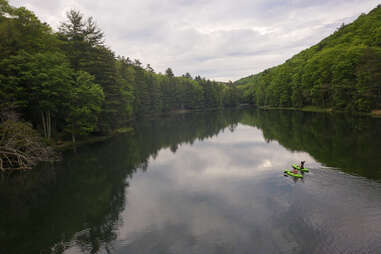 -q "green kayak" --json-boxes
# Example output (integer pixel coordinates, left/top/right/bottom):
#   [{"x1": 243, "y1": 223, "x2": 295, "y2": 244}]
[
  {"x1": 292, "y1": 164, "x2": 309, "y2": 172},
  {"x1": 284, "y1": 170, "x2": 303, "y2": 178}
]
